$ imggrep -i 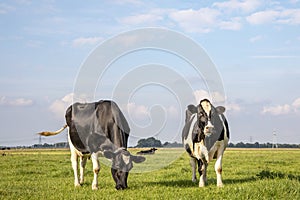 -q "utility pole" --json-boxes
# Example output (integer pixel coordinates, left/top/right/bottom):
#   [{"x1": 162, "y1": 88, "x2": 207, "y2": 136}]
[
  {"x1": 272, "y1": 130, "x2": 278, "y2": 148},
  {"x1": 39, "y1": 135, "x2": 42, "y2": 145}
]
